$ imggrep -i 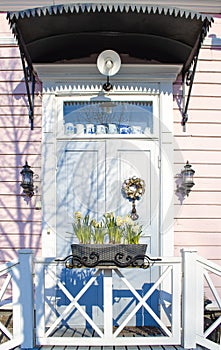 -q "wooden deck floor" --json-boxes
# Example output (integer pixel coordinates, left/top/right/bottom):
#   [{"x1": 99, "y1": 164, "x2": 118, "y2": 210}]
[
  {"x1": 18, "y1": 327, "x2": 200, "y2": 350},
  {"x1": 36, "y1": 346, "x2": 186, "y2": 350},
  {"x1": 7, "y1": 325, "x2": 205, "y2": 350},
  {"x1": 0, "y1": 312, "x2": 205, "y2": 350},
  {"x1": 0, "y1": 313, "x2": 205, "y2": 350}
]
